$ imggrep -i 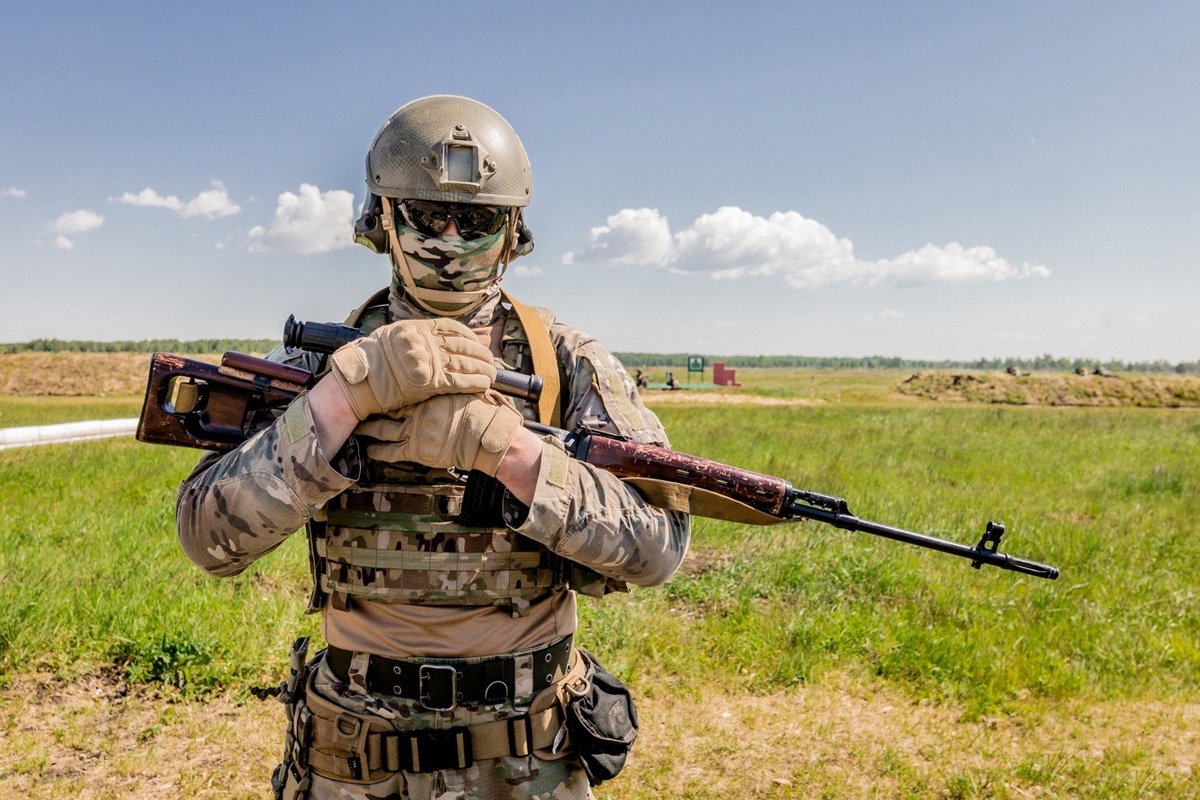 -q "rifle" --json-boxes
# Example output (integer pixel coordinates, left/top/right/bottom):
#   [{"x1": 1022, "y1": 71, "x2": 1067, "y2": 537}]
[
  {"x1": 137, "y1": 318, "x2": 1059, "y2": 580},
  {"x1": 524, "y1": 421, "x2": 1058, "y2": 579}
]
